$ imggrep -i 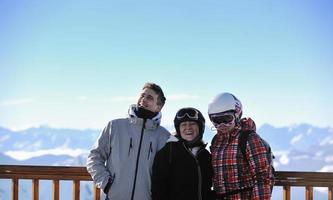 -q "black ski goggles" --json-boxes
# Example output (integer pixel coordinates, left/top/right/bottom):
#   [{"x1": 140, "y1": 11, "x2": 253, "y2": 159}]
[
  {"x1": 209, "y1": 113, "x2": 235, "y2": 124},
  {"x1": 176, "y1": 108, "x2": 199, "y2": 120}
]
